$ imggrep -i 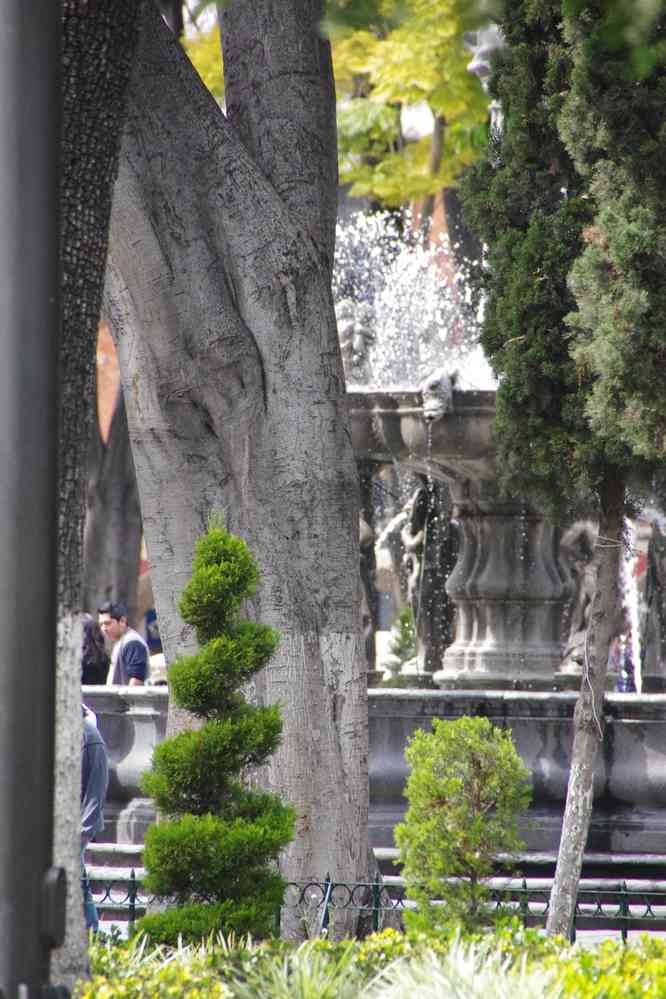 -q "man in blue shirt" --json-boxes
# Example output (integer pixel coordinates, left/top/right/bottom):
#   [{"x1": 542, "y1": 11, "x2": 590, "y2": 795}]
[{"x1": 98, "y1": 601, "x2": 149, "y2": 685}]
